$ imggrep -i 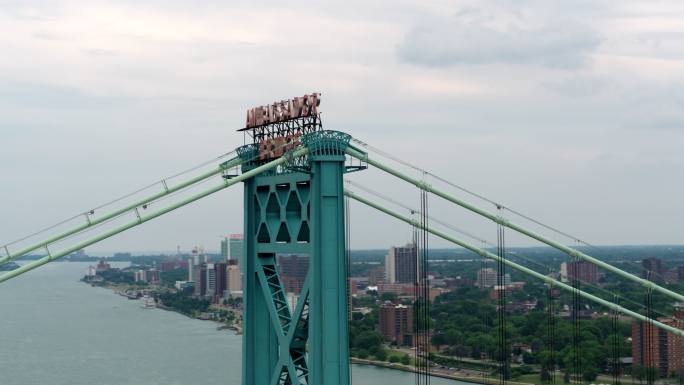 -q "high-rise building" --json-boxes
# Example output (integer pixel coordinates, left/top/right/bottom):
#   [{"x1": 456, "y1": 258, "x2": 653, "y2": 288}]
[
  {"x1": 677, "y1": 266, "x2": 684, "y2": 282},
  {"x1": 379, "y1": 302, "x2": 413, "y2": 346},
  {"x1": 227, "y1": 260, "x2": 242, "y2": 293},
  {"x1": 214, "y1": 262, "x2": 227, "y2": 302},
  {"x1": 134, "y1": 270, "x2": 145, "y2": 282},
  {"x1": 476, "y1": 268, "x2": 498, "y2": 288},
  {"x1": 566, "y1": 261, "x2": 600, "y2": 284},
  {"x1": 560, "y1": 262, "x2": 569, "y2": 282},
  {"x1": 221, "y1": 237, "x2": 229, "y2": 261},
  {"x1": 368, "y1": 265, "x2": 386, "y2": 285},
  {"x1": 279, "y1": 255, "x2": 309, "y2": 294},
  {"x1": 206, "y1": 263, "x2": 216, "y2": 297},
  {"x1": 145, "y1": 269, "x2": 159, "y2": 284},
  {"x1": 134, "y1": 269, "x2": 159, "y2": 284},
  {"x1": 187, "y1": 258, "x2": 195, "y2": 283},
  {"x1": 194, "y1": 264, "x2": 207, "y2": 297},
  {"x1": 384, "y1": 243, "x2": 417, "y2": 284},
  {"x1": 642, "y1": 258, "x2": 665, "y2": 282},
  {"x1": 632, "y1": 305, "x2": 684, "y2": 377},
  {"x1": 229, "y1": 234, "x2": 244, "y2": 273}
]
